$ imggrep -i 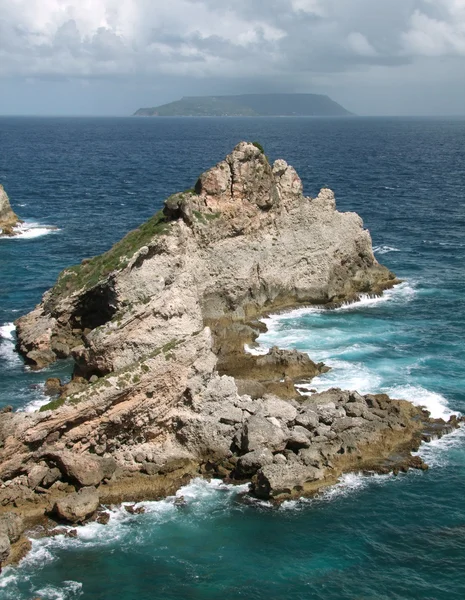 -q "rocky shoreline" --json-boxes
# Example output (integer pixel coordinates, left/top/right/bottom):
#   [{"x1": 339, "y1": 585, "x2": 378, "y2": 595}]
[{"x1": 1, "y1": 142, "x2": 462, "y2": 567}]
